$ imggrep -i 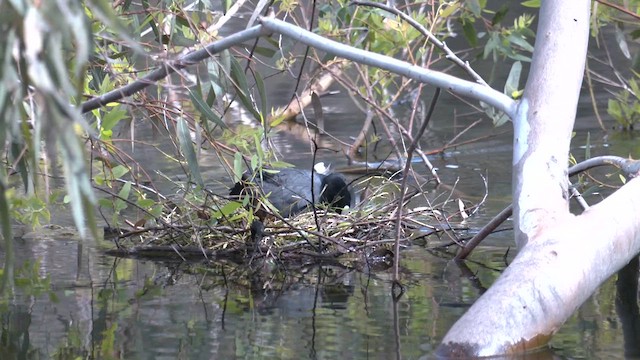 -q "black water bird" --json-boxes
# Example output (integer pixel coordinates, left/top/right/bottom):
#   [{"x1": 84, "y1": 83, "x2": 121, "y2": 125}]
[{"x1": 230, "y1": 166, "x2": 352, "y2": 218}]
